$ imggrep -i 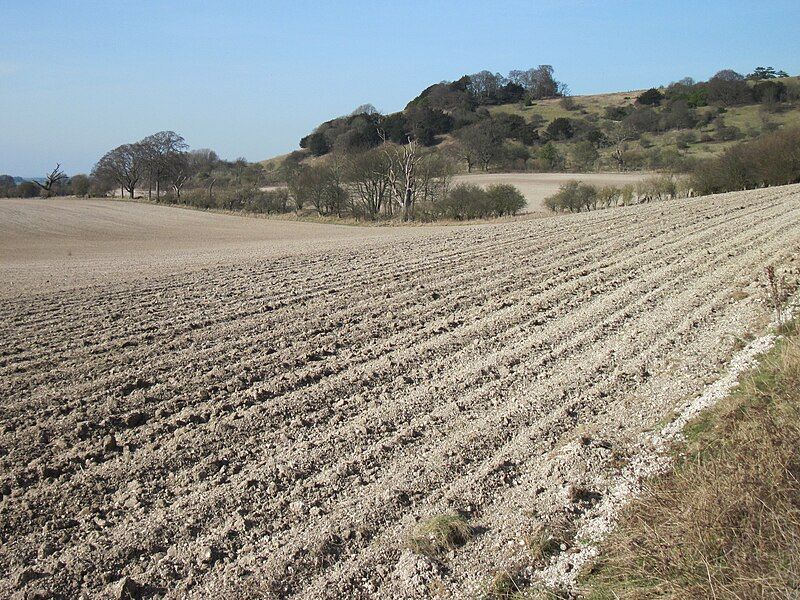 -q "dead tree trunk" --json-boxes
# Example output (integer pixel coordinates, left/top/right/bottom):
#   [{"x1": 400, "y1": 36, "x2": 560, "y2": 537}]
[{"x1": 382, "y1": 135, "x2": 421, "y2": 222}]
